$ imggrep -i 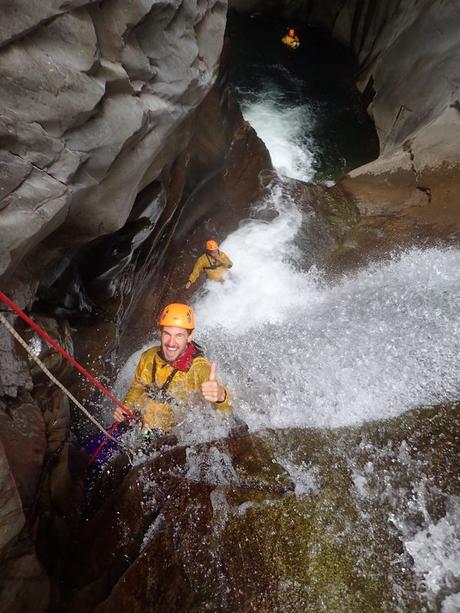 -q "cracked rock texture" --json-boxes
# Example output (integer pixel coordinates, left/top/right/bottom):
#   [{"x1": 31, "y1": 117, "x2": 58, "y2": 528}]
[{"x1": 0, "y1": 0, "x2": 228, "y2": 281}]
